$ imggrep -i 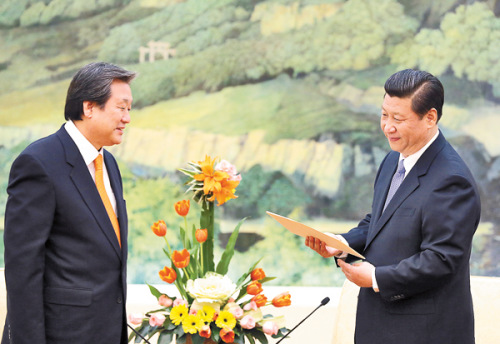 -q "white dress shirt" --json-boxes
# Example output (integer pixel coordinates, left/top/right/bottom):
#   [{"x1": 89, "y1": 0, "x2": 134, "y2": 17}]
[{"x1": 64, "y1": 120, "x2": 117, "y2": 213}]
